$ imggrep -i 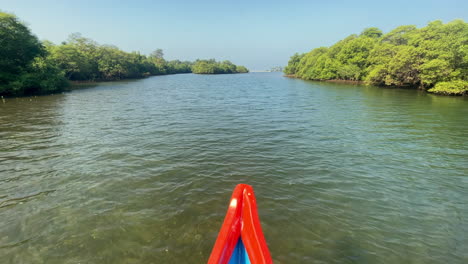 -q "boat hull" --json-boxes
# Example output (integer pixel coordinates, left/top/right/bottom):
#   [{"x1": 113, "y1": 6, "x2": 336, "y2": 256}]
[{"x1": 208, "y1": 184, "x2": 272, "y2": 264}]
